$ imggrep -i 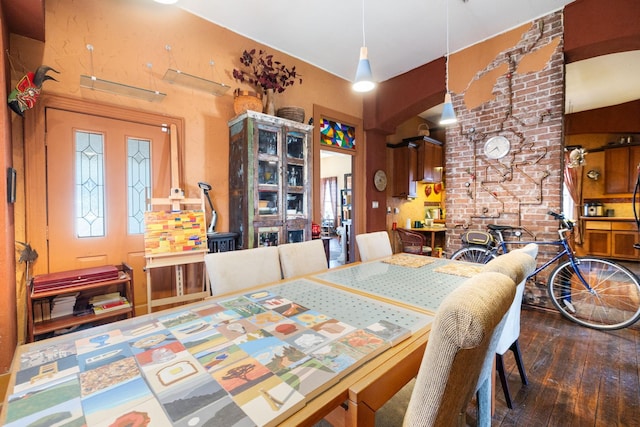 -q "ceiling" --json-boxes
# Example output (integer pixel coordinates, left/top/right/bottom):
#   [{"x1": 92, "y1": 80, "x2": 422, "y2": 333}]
[{"x1": 176, "y1": 0, "x2": 640, "y2": 122}]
